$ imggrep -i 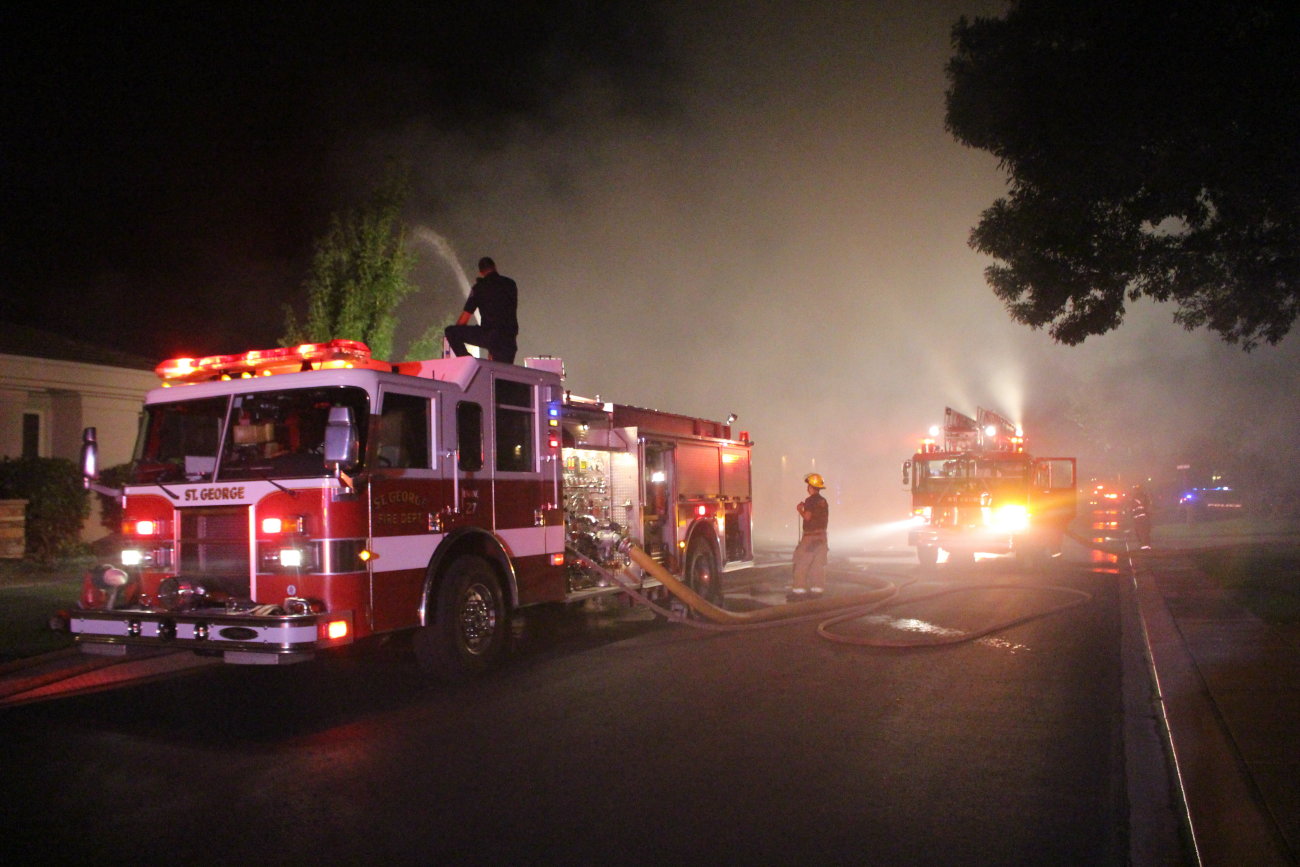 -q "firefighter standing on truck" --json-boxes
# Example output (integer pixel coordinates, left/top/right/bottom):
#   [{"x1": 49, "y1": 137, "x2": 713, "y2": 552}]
[
  {"x1": 445, "y1": 256, "x2": 519, "y2": 364},
  {"x1": 790, "y1": 473, "x2": 829, "y2": 601}
]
